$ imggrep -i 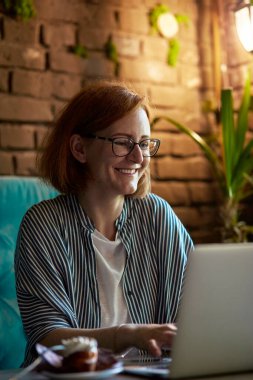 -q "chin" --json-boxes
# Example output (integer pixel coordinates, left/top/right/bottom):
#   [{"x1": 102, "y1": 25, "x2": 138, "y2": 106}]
[
  {"x1": 123, "y1": 185, "x2": 138, "y2": 196},
  {"x1": 115, "y1": 180, "x2": 139, "y2": 196}
]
